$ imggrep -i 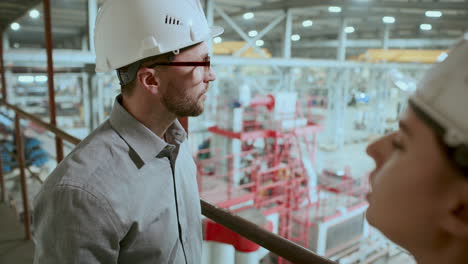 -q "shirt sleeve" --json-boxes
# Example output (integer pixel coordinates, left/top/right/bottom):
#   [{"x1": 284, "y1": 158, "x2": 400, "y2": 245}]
[{"x1": 33, "y1": 184, "x2": 122, "y2": 264}]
